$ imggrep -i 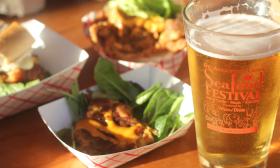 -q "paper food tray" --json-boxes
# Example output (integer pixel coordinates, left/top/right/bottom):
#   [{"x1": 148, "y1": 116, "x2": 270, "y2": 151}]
[
  {"x1": 38, "y1": 65, "x2": 194, "y2": 168},
  {"x1": 0, "y1": 20, "x2": 89, "y2": 119},
  {"x1": 82, "y1": 11, "x2": 186, "y2": 75}
]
